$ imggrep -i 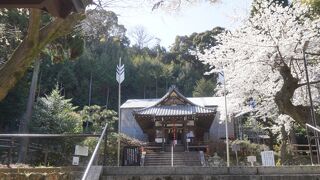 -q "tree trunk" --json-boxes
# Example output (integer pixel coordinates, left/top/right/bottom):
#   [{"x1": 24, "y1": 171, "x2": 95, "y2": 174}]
[
  {"x1": 106, "y1": 87, "x2": 109, "y2": 109},
  {"x1": 155, "y1": 78, "x2": 158, "y2": 98},
  {"x1": 17, "y1": 58, "x2": 41, "y2": 163},
  {"x1": 280, "y1": 125, "x2": 288, "y2": 165},
  {"x1": 289, "y1": 128, "x2": 297, "y2": 145},
  {"x1": 88, "y1": 71, "x2": 93, "y2": 106},
  {"x1": 0, "y1": 10, "x2": 85, "y2": 101},
  {"x1": 37, "y1": 71, "x2": 42, "y2": 98},
  {"x1": 266, "y1": 129, "x2": 275, "y2": 150},
  {"x1": 275, "y1": 65, "x2": 312, "y2": 126}
]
